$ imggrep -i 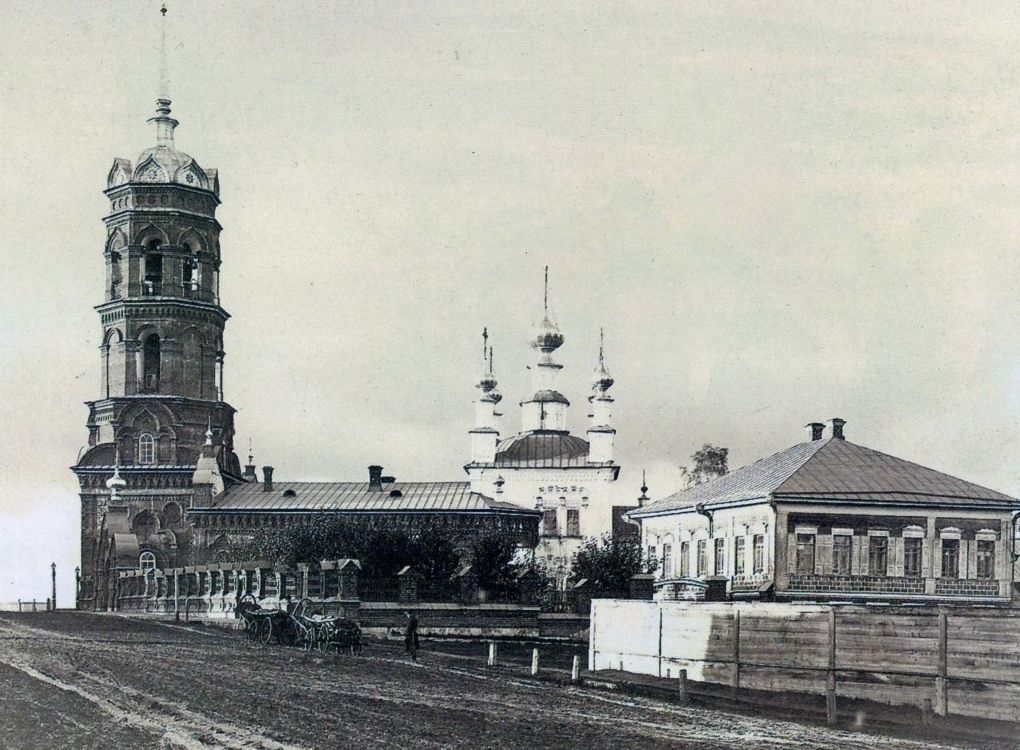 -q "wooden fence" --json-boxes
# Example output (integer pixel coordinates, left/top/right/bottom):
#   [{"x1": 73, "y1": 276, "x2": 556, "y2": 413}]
[{"x1": 589, "y1": 599, "x2": 1020, "y2": 723}]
